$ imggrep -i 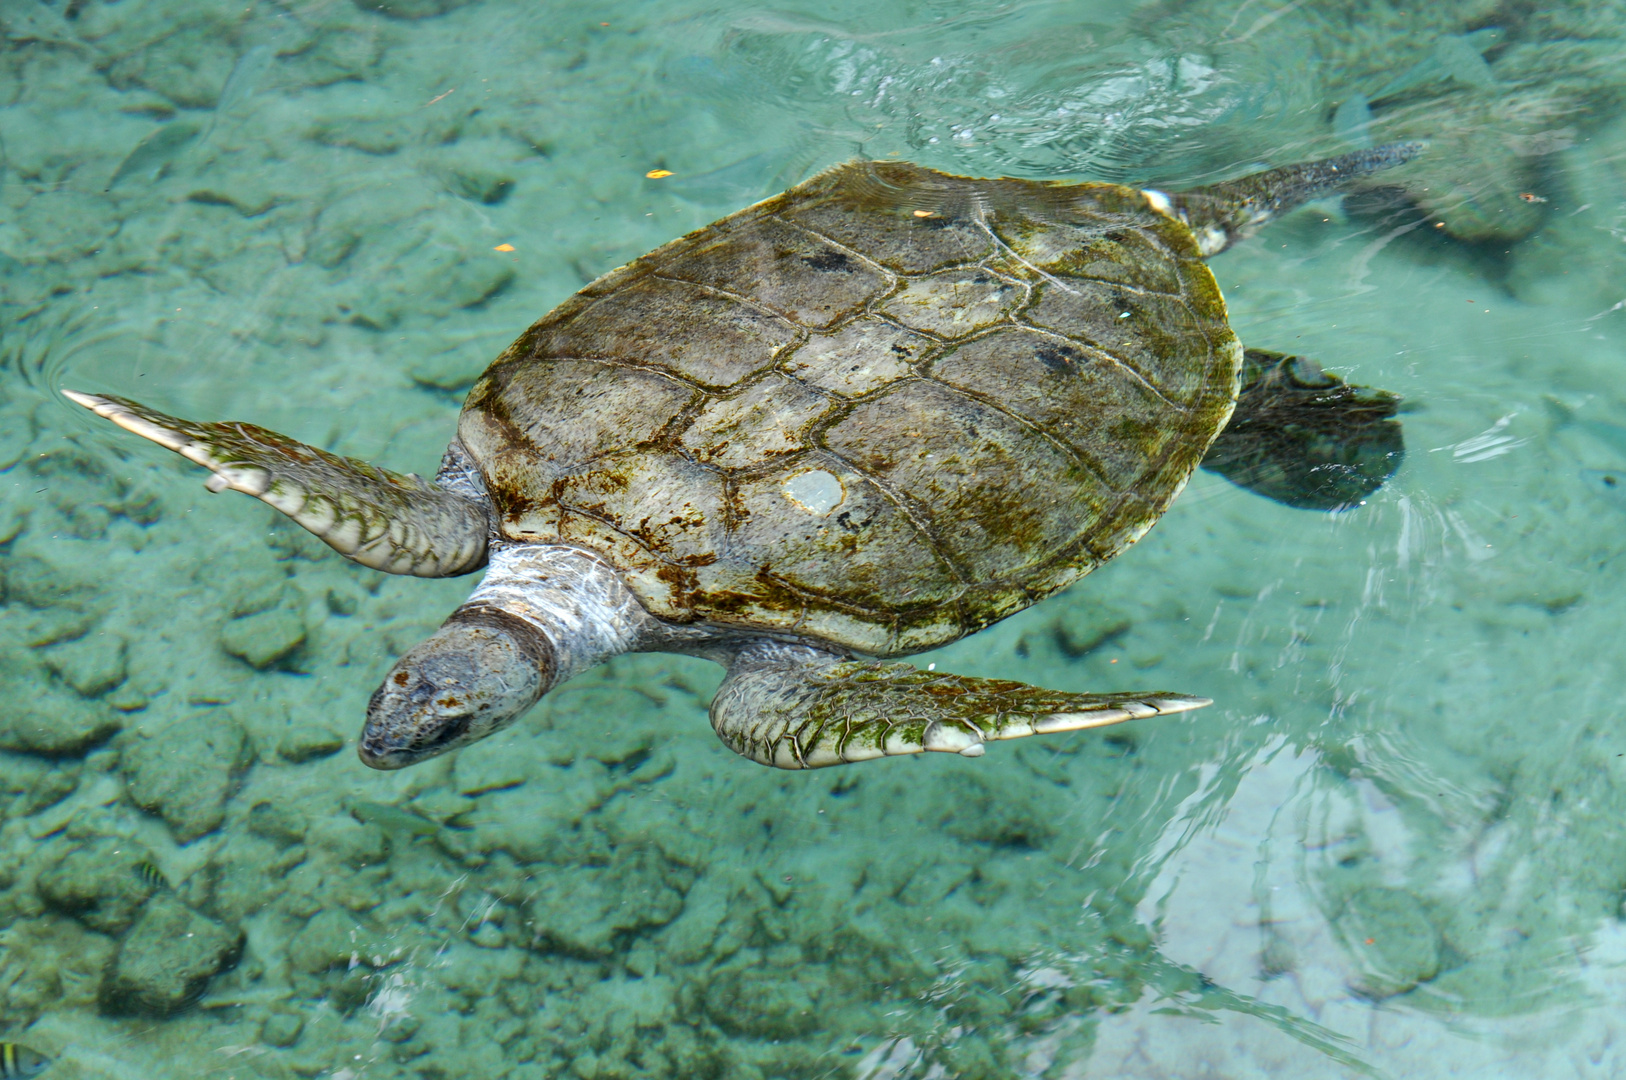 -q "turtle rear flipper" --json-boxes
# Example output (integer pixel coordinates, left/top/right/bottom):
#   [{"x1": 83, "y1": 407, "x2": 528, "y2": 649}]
[
  {"x1": 65, "y1": 392, "x2": 488, "y2": 577},
  {"x1": 710, "y1": 643, "x2": 1209, "y2": 769},
  {"x1": 1200, "y1": 349, "x2": 1405, "y2": 511},
  {"x1": 1166, "y1": 141, "x2": 1424, "y2": 255}
]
